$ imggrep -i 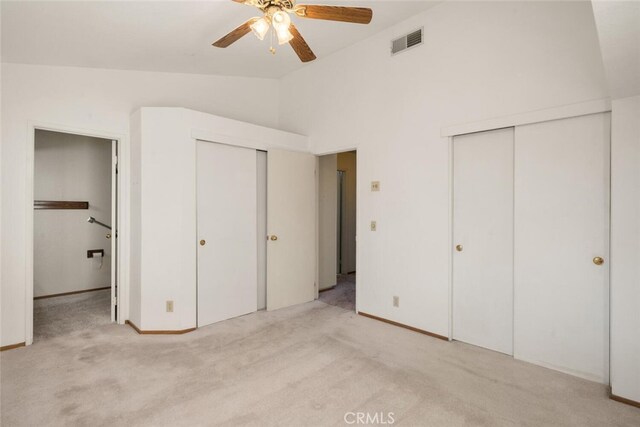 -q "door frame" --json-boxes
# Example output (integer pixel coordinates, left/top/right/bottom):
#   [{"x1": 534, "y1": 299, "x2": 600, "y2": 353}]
[
  {"x1": 26, "y1": 122, "x2": 129, "y2": 345},
  {"x1": 314, "y1": 147, "x2": 358, "y2": 310},
  {"x1": 337, "y1": 169, "x2": 345, "y2": 274}
]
